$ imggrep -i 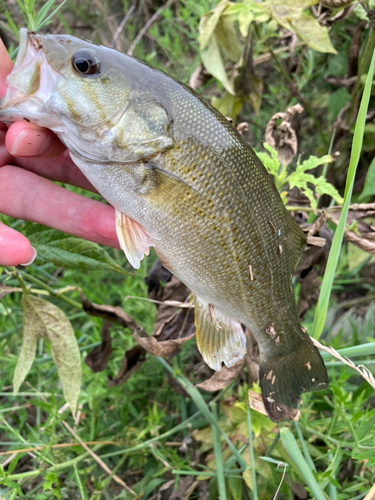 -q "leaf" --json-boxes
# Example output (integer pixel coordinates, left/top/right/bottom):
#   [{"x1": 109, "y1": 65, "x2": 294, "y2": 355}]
[
  {"x1": 84, "y1": 321, "x2": 112, "y2": 373},
  {"x1": 13, "y1": 295, "x2": 81, "y2": 415},
  {"x1": 238, "y1": 7, "x2": 254, "y2": 37},
  {"x1": 108, "y1": 345, "x2": 146, "y2": 386},
  {"x1": 196, "y1": 363, "x2": 243, "y2": 392},
  {"x1": 256, "y1": 143, "x2": 280, "y2": 176},
  {"x1": 198, "y1": 0, "x2": 230, "y2": 51},
  {"x1": 290, "y1": 13, "x2": 337, "y2": 54},
  {"x1": 268, "y1": 0, "x2": 337, "y2": 54},
  {"x1": 359, "y1": 157, "x2": 375, "y2": 201},
  {"x1": 79, "y1": 291, "x2": 140, "y2": 331},
  {"x1": 24, "y1": 224, "x2": 128, "y2": 275},
  {"x1": 200, "y1": 34, "x2": 235, "y2": 94},
  {"x1": 215, "y1": 17, "x2": 241, "y2": 63}
]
